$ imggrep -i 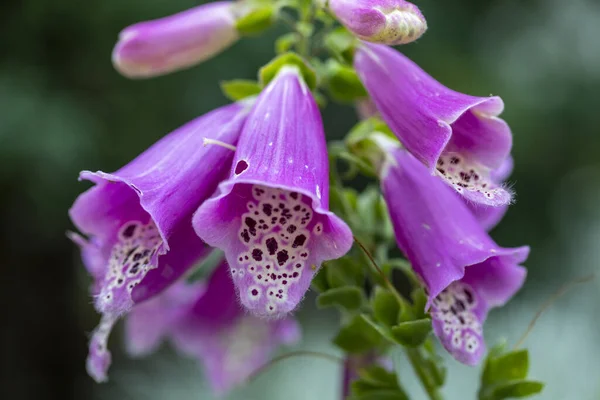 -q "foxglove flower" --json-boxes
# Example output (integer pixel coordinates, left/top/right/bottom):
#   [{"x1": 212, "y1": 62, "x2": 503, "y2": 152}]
[
  {"x1": 125, "y1": 263, "x2": 300, "y2": 395},
  {"x1": 194, "y1": 66, "x2": 353, "y2": 318},
  {"x1": 323, "y1": 0, "x2": 427, "y2": 45},
  {"x1": 355, "y1": 43, "x2": 514, "y2": 206},
  {"x1": 380, "y1": 146, "x2": 528, "y2": 364},
  {"x1": 69, "y1": 102, "x2": 250, "y2": 382},
  {"x1": 112, "y1": 2, "x2": 239, "y2": 78}
]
